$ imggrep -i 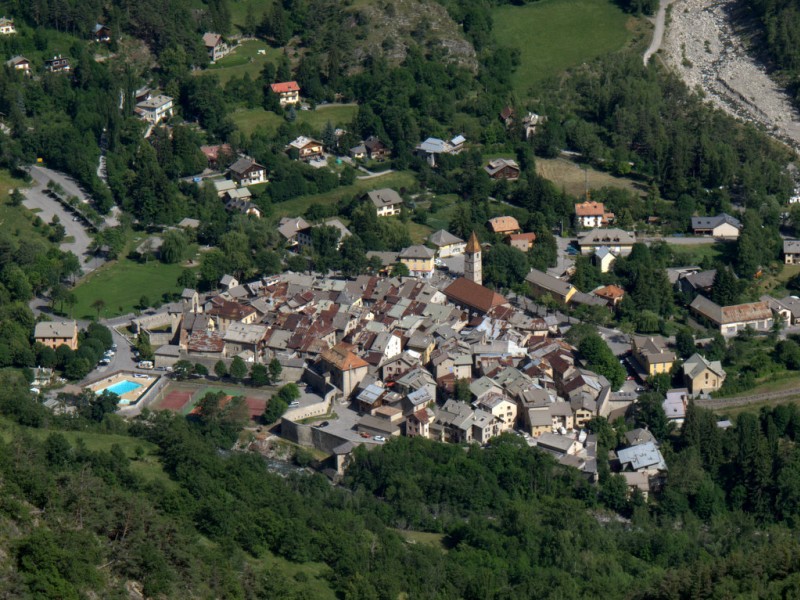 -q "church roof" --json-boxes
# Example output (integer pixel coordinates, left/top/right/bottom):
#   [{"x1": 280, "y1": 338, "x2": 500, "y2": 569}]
[{"x1": 466, "y1": 231, "x2": 481, "y2": 253}]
